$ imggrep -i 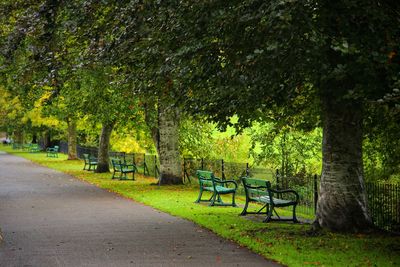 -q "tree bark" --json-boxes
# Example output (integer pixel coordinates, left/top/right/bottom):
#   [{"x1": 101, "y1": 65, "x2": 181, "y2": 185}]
[
  {"x1": 157, "y1": 102, "x2": 182, "y2": 185},
  {"x1": 32, "y1": 133, "x2": 38, "y2": 144},
  {"x1": 95, "y1": 121, "x2": 115, "y2": 173},
  {"x1": 14, "y1": 129, "x2": 23, "y2": 144},
  {"x1": 67, "y1": 119, "x2": 78, "y2": 160},
  {"x1": 43, "y1": 130, "x2": 51, "y2": 148},
  {"x1": 315, "y1": 96, "x2": 373, "y2": 232}
]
